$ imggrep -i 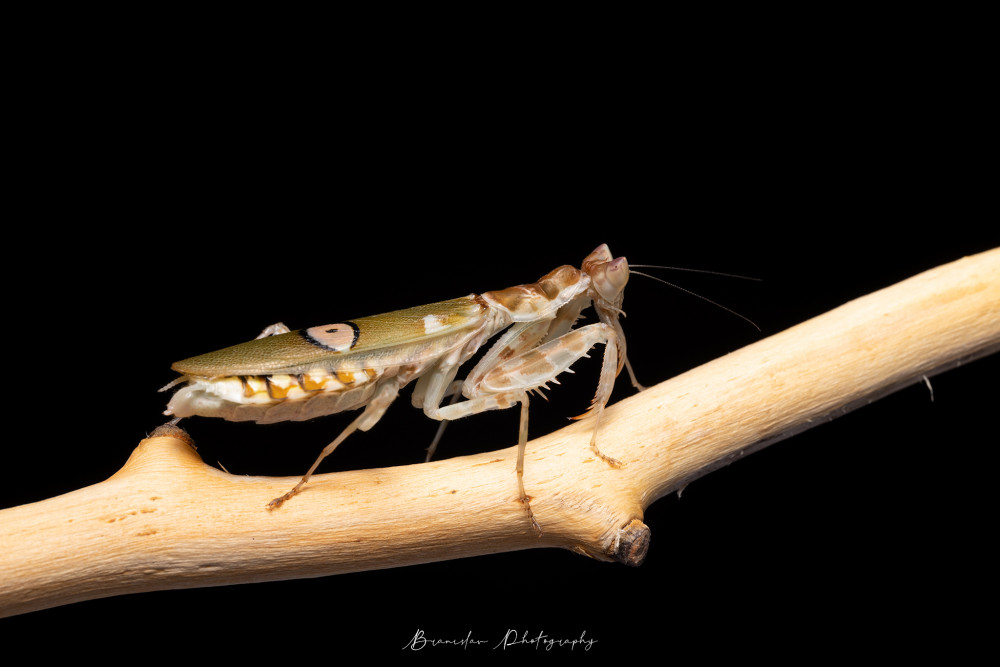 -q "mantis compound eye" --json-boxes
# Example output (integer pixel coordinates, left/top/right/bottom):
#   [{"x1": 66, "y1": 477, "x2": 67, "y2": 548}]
[{"x1": 592, "y1": 256, "x2": 629, "y2": 303}]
